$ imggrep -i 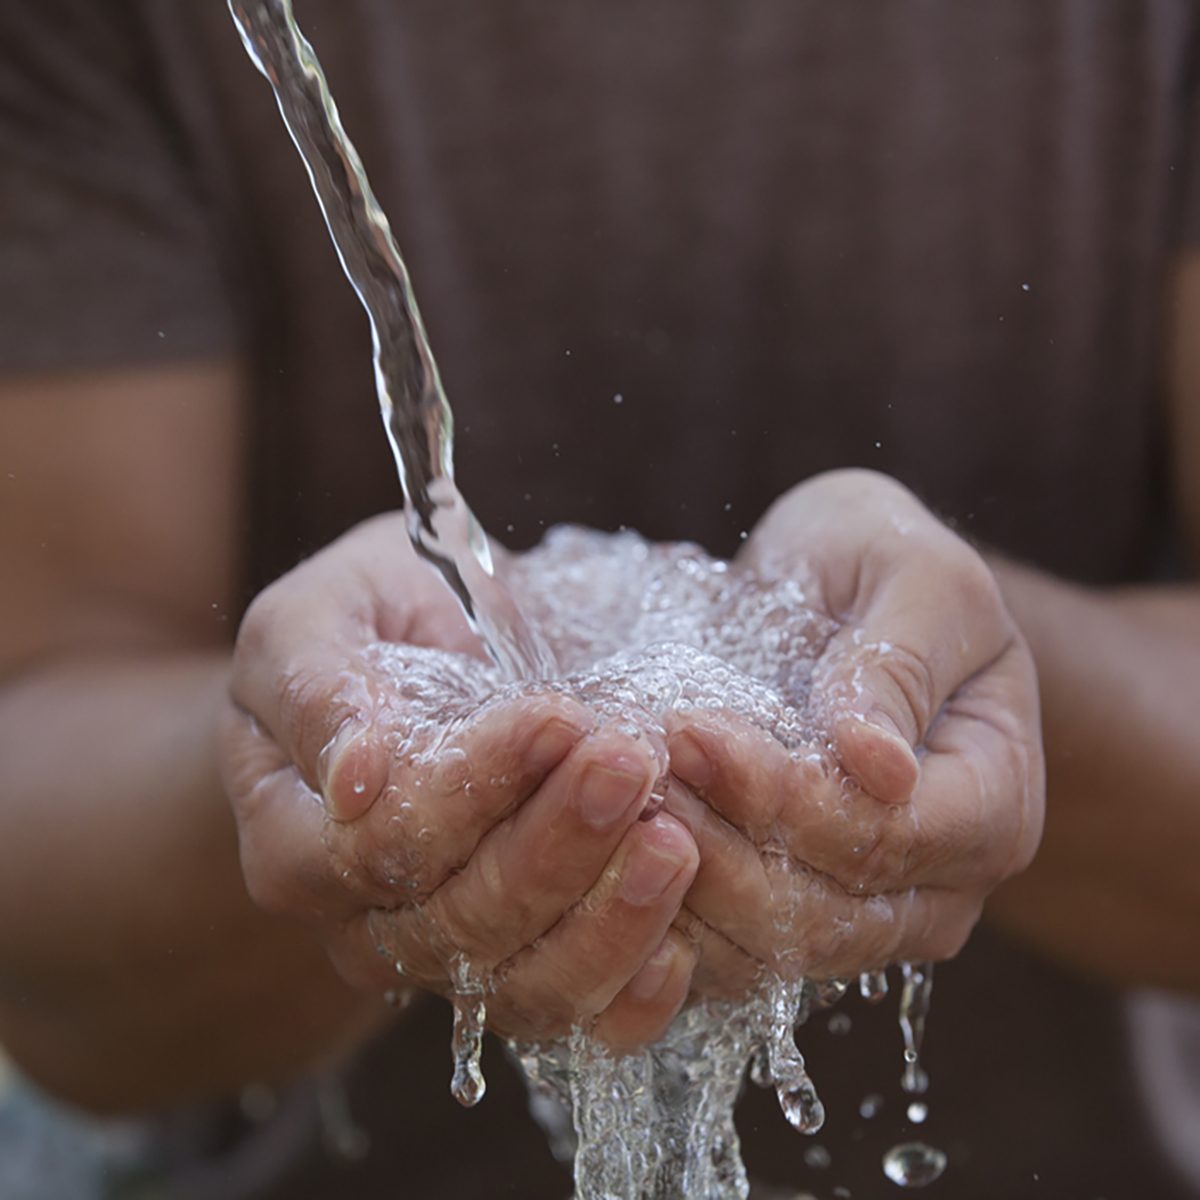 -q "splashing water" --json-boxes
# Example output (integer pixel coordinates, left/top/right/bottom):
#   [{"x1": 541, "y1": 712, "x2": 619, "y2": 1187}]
[
  {"x1": 227, "y1": 6, "x2": 947, "y2": 1193},
  {"x1": 361, "y1": 528, "x2": 941, "y2": 1196},
  {"x1": 227, "y1": 0, "x2": 555, "y2": 684}
]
